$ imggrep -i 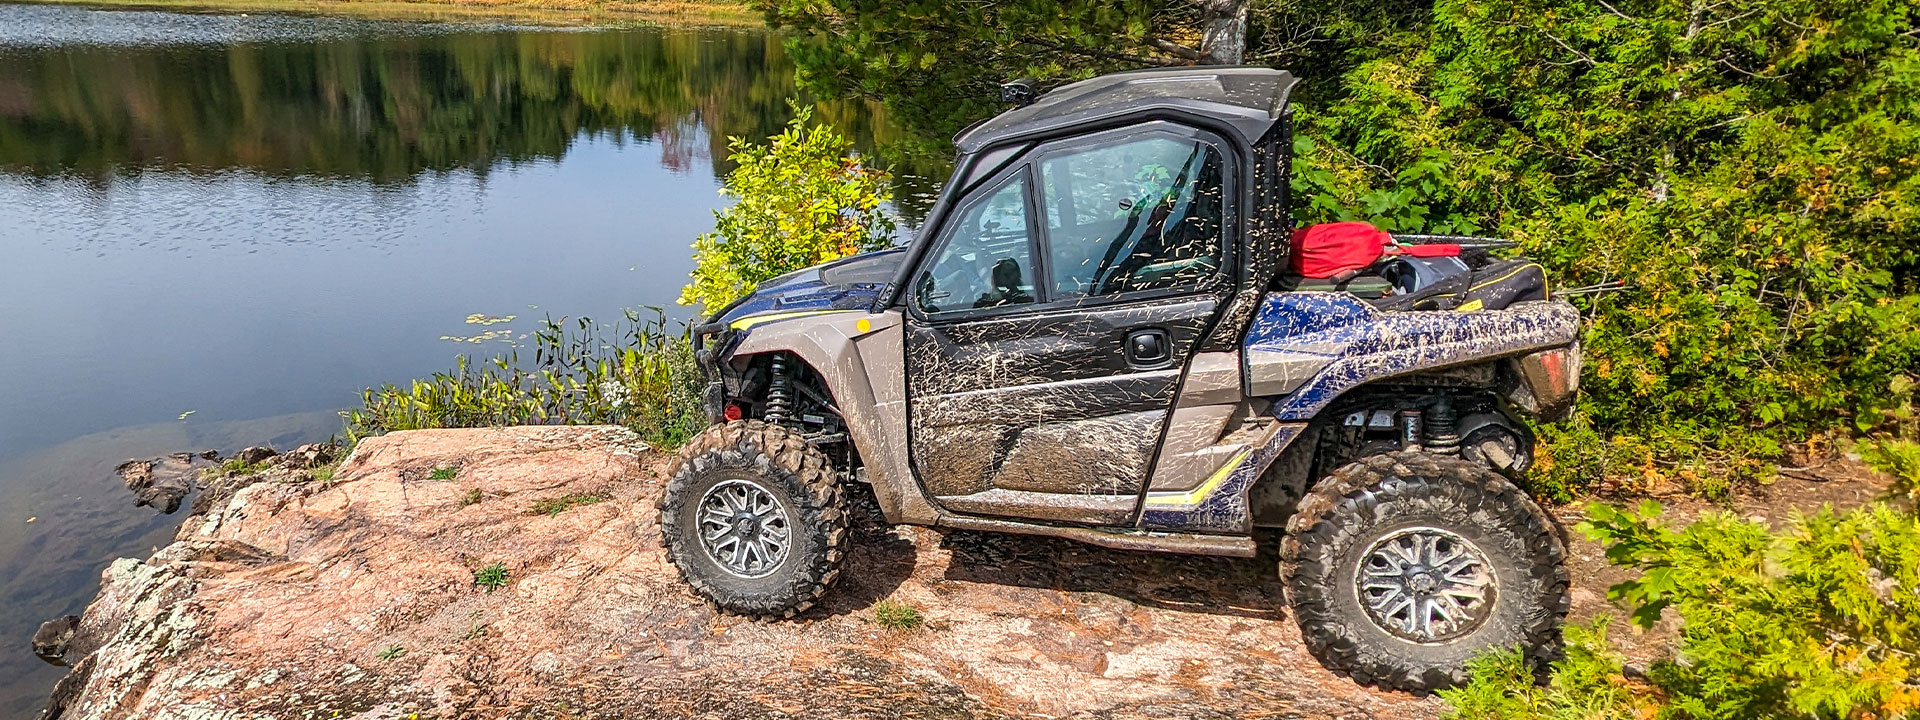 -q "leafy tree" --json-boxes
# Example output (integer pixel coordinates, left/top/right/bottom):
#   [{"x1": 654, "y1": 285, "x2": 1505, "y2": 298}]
[{"x1": 680, "y1": 106, "x2": 896, "y2": 310}]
